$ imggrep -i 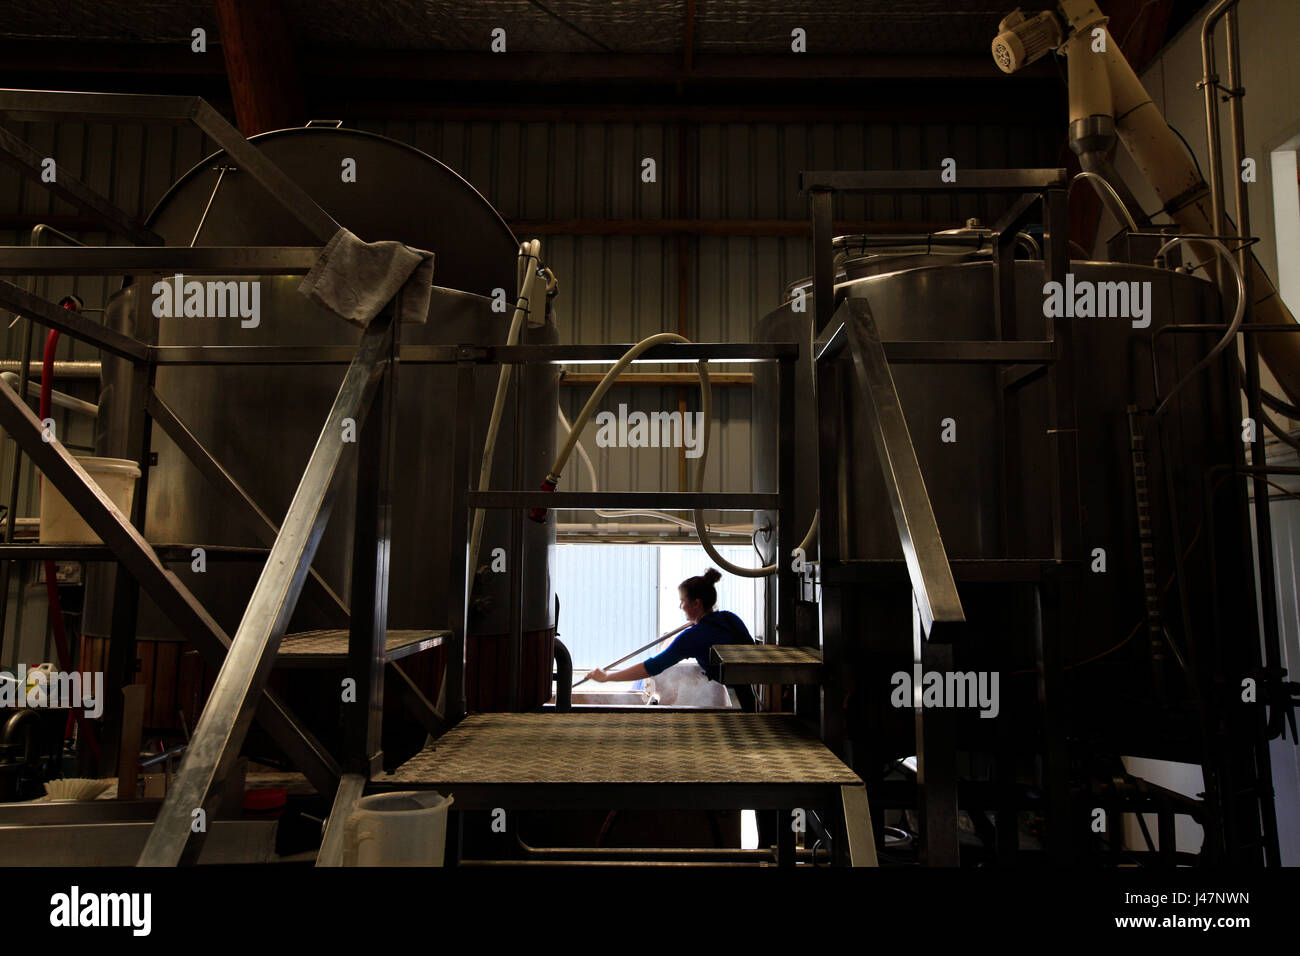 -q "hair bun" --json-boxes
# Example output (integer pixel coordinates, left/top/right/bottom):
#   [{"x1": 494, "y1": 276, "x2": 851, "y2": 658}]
[{"x1": 703, "y1": 568, "x2": 722, "y2": 584}]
